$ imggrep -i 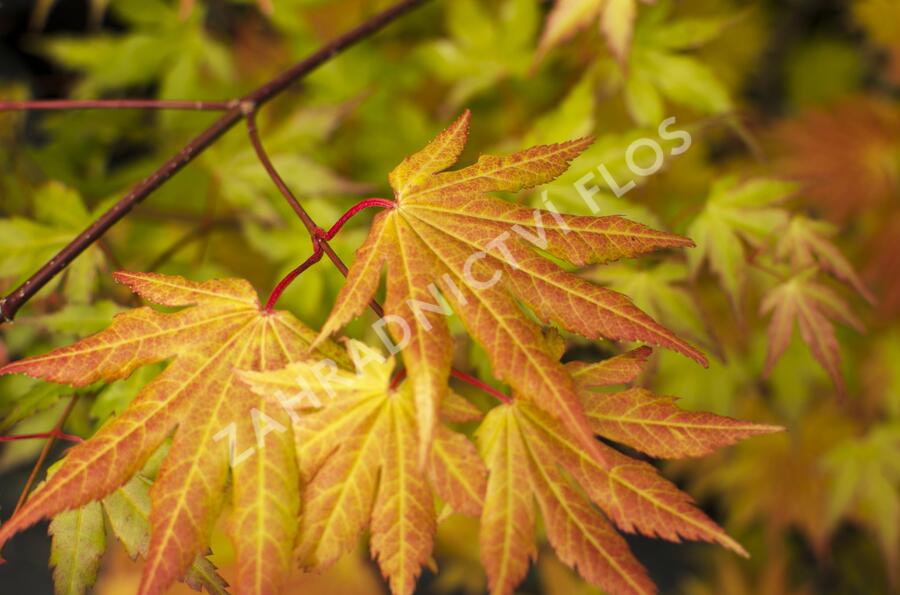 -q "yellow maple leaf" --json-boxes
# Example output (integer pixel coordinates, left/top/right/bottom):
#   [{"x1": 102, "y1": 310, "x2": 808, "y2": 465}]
[{"x1": 238, "y1": 340, "x2": 487, "y2": 595}]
